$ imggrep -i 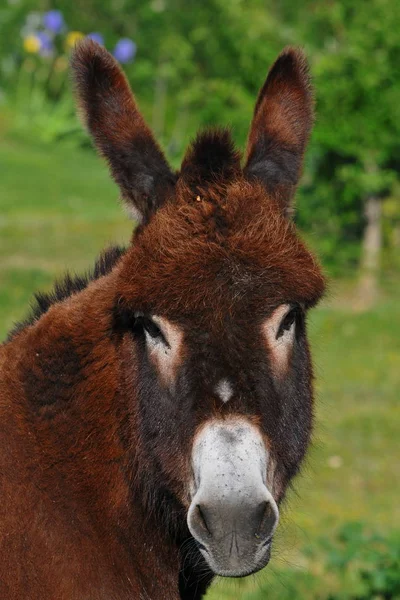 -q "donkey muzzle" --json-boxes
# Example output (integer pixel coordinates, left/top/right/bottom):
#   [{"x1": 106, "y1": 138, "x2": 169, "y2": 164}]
[{"x1": 187, "y1": 419, "x2": 279, "y2": 577}]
